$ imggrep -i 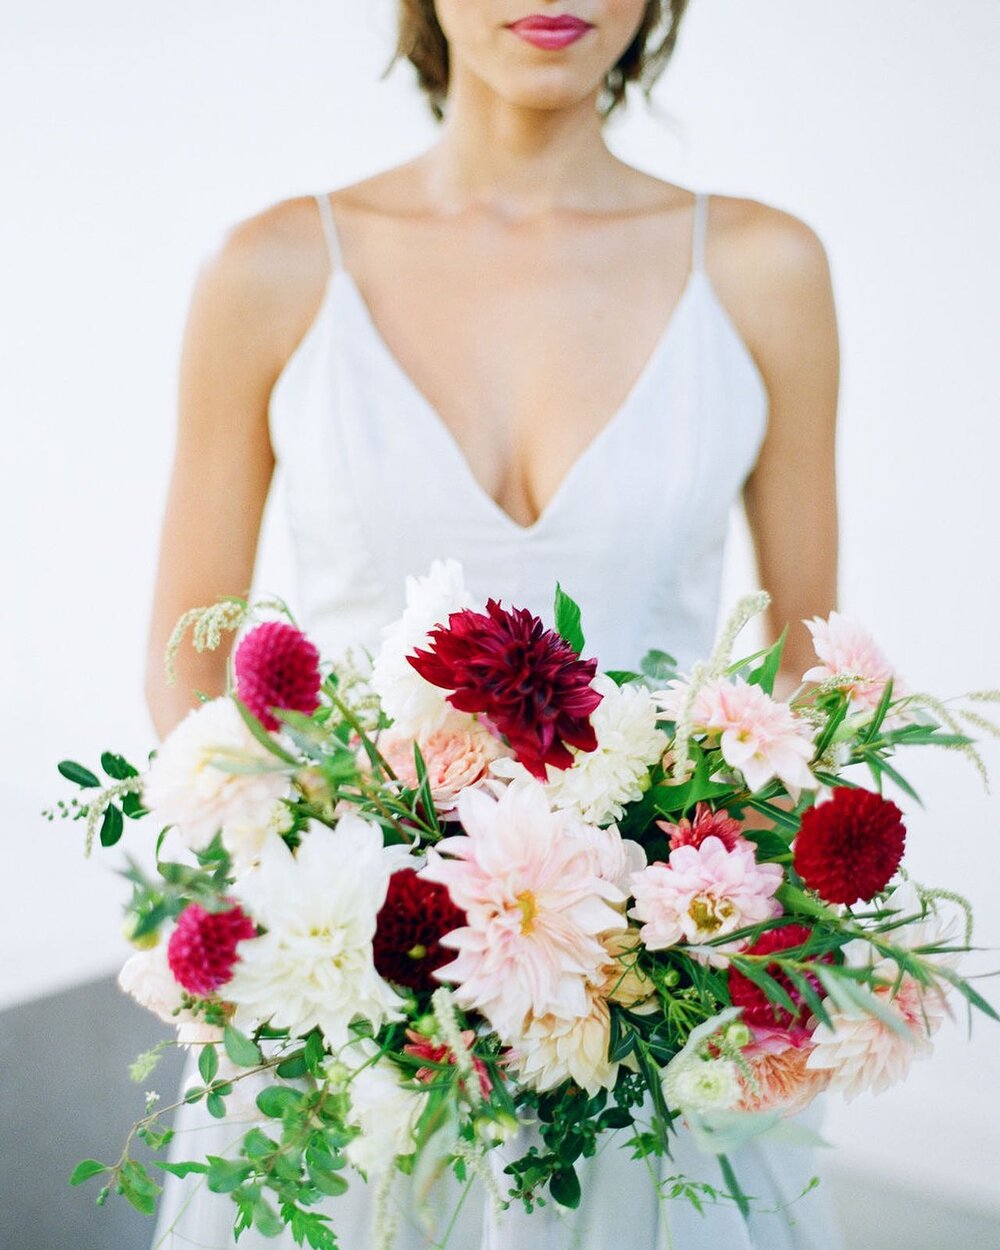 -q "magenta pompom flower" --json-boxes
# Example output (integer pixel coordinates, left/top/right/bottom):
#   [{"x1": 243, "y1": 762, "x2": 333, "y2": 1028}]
[
  {"x1": 406, "y1": 599, "x2": 602, "y2": 779},
  {"x1": 794, "y1": 787, "x2": 906, "y2": 905},
  {"x1": 234, "y1": 621, "x2": 321, "y2": 732},
  {"x1": 167, "y1": 902, "x2": 257, "y2": 997},
  {"x1": 372, "y1": 868, "x2": 466, "y2": 992}
]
